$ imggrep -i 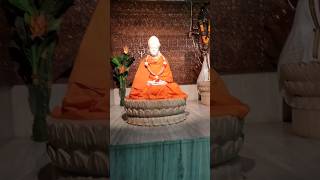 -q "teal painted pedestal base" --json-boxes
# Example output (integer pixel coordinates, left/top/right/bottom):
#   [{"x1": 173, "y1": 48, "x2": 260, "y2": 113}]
[{"x1": 110, "y1": 138, "x2": 210, "y2": 180}]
